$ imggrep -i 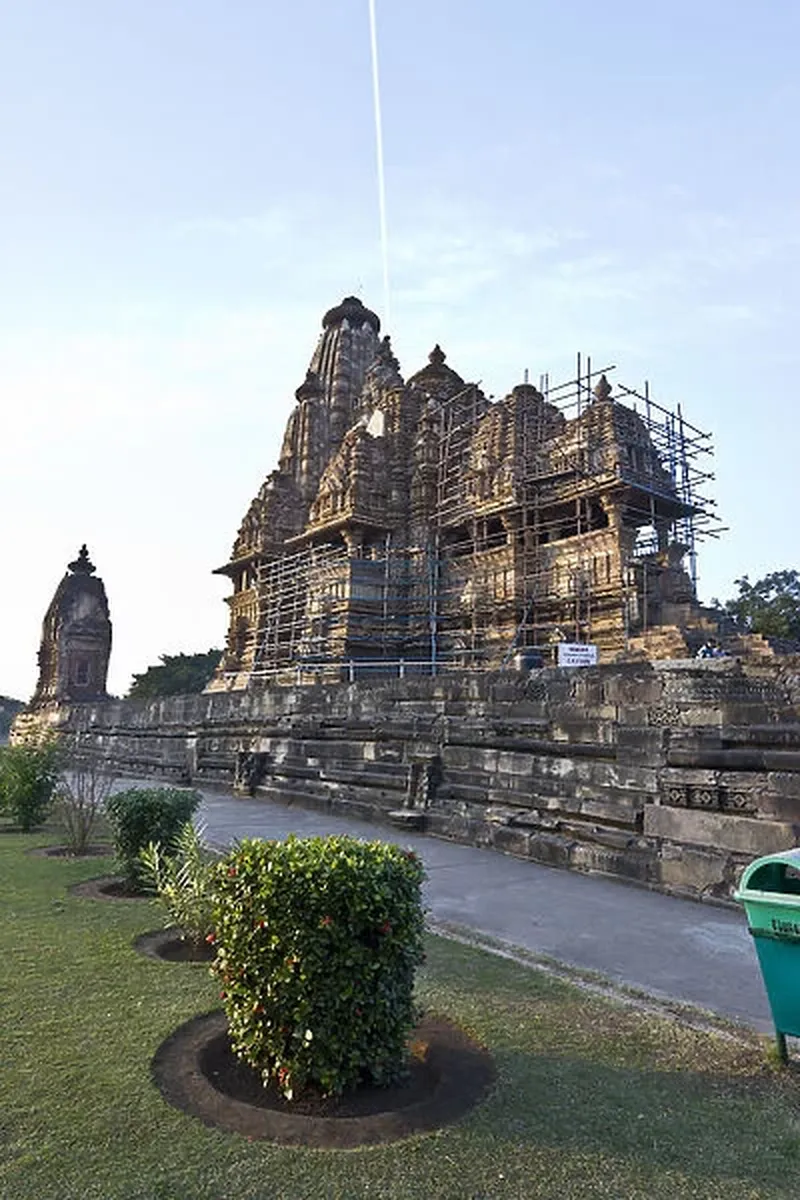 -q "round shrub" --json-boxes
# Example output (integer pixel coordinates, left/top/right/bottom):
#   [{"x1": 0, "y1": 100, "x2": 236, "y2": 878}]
[
  {"x1": 105, "y1": 786, "x2": 201, "y2": 888},
  {"x1": 210, "y1": 834, "x2": 426, "y2": 1100}
]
